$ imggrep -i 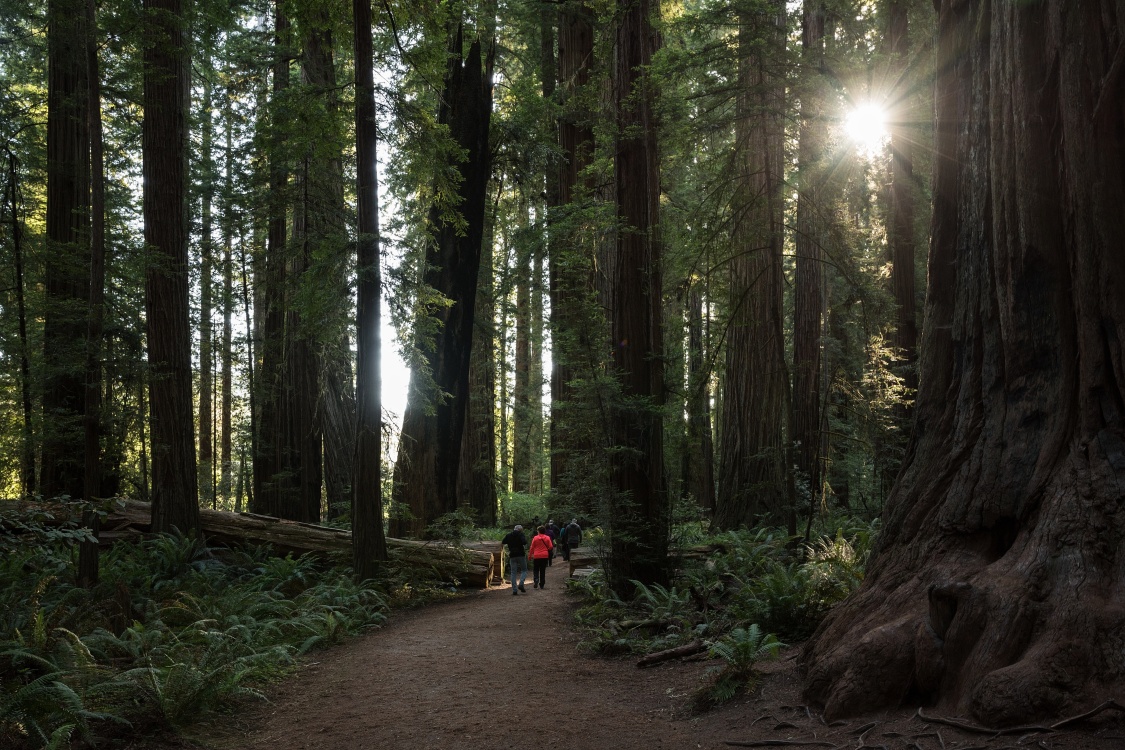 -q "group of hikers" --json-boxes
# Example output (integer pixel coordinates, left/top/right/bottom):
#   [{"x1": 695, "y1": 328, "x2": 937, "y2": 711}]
[{"x1": 500, "y1": 519, "x2": 583, "y2": 595}]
